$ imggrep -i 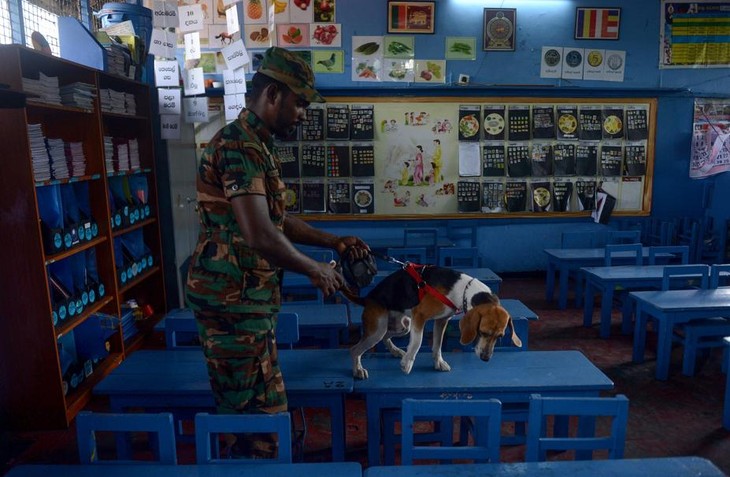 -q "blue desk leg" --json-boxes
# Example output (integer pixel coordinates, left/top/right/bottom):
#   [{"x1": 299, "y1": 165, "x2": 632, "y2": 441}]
[
  {"x1": 545, "y1": 261, "x2": 556, "y2": 302},
  {"x1": 633, "y1": 303, "x2": 647, "y2": 364},
  {"x1": 583, "y1": 280, "x2": 596, "y2": 328},
  {"x1": 725, "y1": 348, "x2": 730, "y2": 430},
  {"x1": 366, "y1": 398, "x2": 383, "y2": 466},
  {"x1": 558, "y1": 266, "x2": 569, "y2": 310},
  {"x1": 599, "y1": 286, "x2": 614, "y2": 339},
  {"x1": 655, "y1": 316, "x2": 673, "y2": 381}
]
